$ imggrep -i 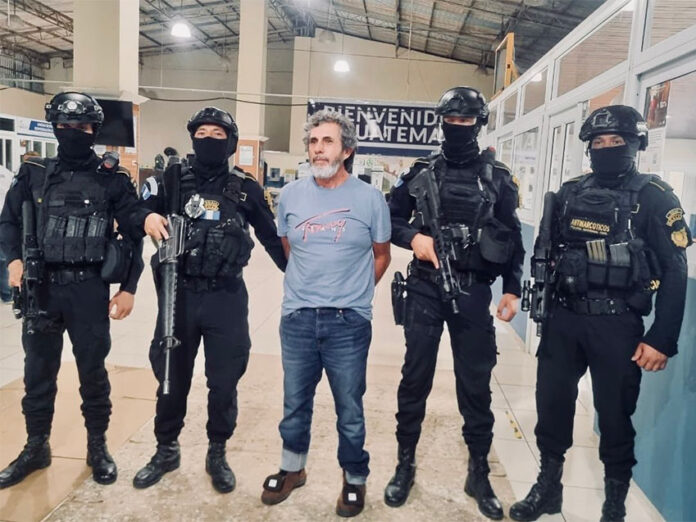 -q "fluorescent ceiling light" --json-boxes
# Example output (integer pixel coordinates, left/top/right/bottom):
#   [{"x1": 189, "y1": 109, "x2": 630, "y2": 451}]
[
  {"x1": 171, "y1": 21, "x2": 192, "y2": 38},
  {"x1": 334, "y1": 59, "x2": 350, "y2": 73}
]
